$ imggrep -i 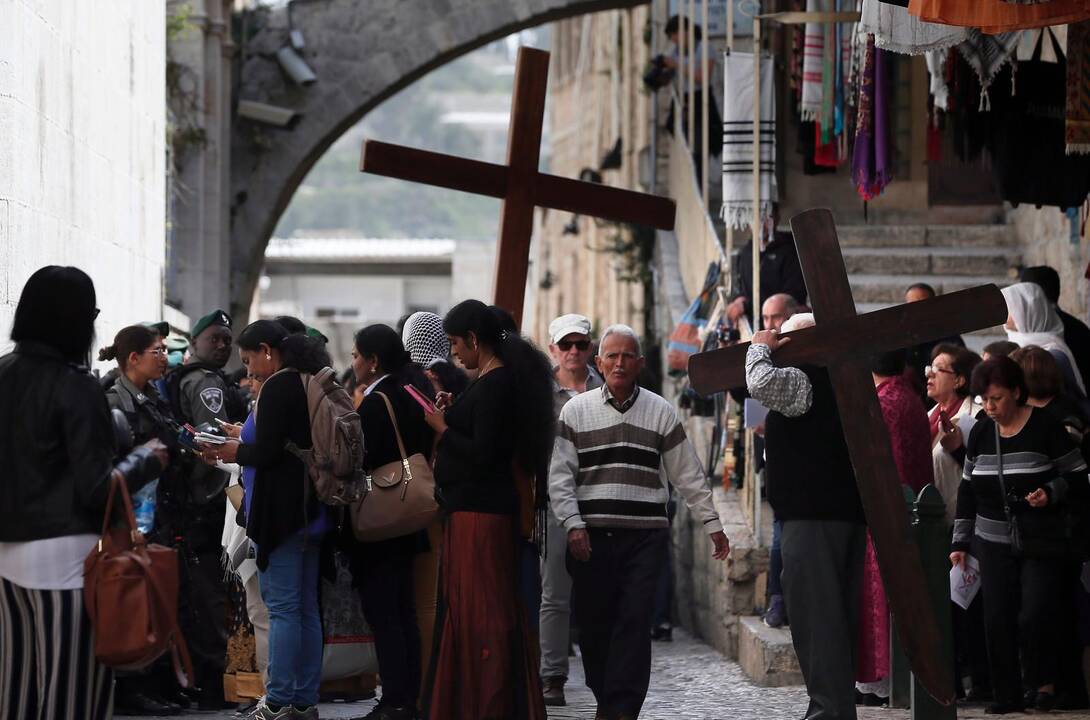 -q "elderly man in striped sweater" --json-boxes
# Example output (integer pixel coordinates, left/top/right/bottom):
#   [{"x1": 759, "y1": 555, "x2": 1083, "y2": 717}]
[{"x1": 550, "y1": 324, "x2": 730, "y2": 720}]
